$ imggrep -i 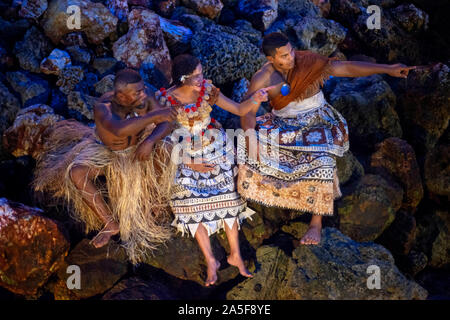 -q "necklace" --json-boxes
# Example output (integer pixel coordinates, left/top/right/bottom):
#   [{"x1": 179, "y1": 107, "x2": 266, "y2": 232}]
[{"x1": 274, "y1": 68, "x2": 291, "y2": 96}]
